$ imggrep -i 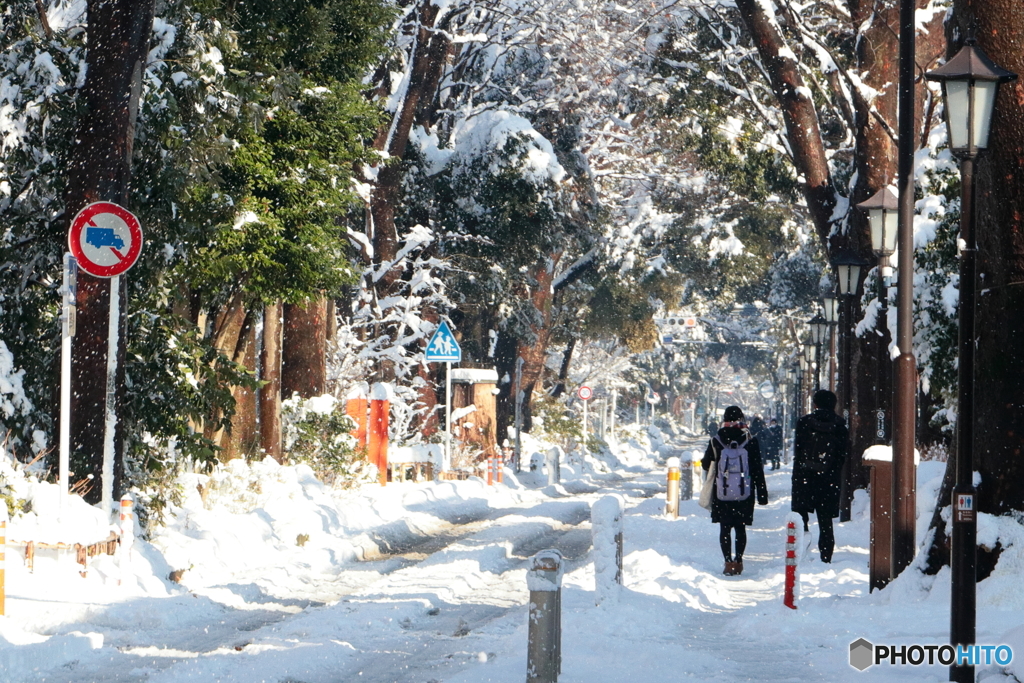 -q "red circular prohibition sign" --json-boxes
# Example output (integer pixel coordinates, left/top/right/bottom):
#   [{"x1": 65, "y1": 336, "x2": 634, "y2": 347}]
[{"x1": 68, "y1": 201, "x2": 143, "y2": 278}]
